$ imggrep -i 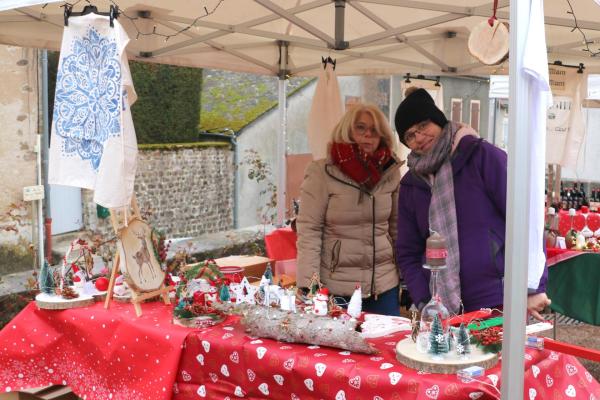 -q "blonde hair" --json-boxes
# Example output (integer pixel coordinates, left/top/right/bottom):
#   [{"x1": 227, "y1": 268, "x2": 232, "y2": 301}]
[{"x1": 330, "y1": 103, "x2": 398, "y2": 155}]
